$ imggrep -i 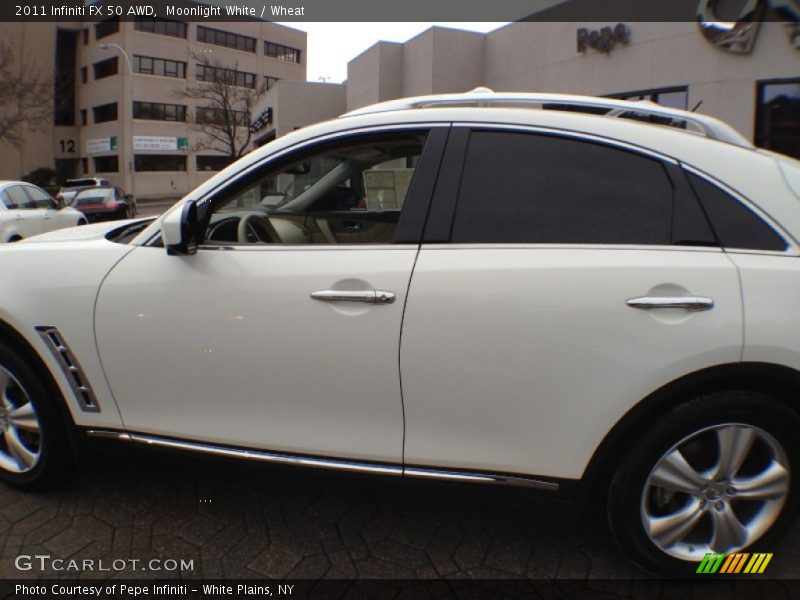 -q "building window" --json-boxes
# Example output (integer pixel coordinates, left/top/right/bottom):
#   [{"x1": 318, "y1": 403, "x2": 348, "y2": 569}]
[
  {"x1": 134, "y1": 18, "x2": 187, "y2": 39},
  {"x1": 82, "y1": 29, "x2": 88, "y2": 45},
  {"x1": 133, "y1": 101, "x2": 187, "y2": 122},
  {"x1": 196, "y1": 64, "x2": 256, "y2": 89},
  {"x1": 81, "y1": 158, "x2": 88, "y2": 174},
  {"x1": 611, "y1": 86, "x2": 689, "y2": 110},
  {"x1": 93, "y1": 57, "x2": 118, "y2": 80},
  {"x1": 134, "y1": 154, "x2": 187, "y2": 172},
  {"x1": 80, "y1": 109, "x2": 87, "y2": 126},
  {"x1": 756, "y1": 79, "x2": 800, "y2": 160},
  {"x1": 95, "y1": 17, "x2": 119, "y2": 40},
  {"x1": 265, "y1": 76, "x2": 279, "y2": 90},
  {"x1": 197, "y1": 26, "x2": 256, "y2": 52},
  {"x1": 264, "y1": 42, "x2": 301, "y2": 63},
  {"x1": 80, "y1": 66, "x2": 87, "y2": 84},
  {"x1": 134, "y1": 55, "x2": 186, "y2": 79},
  {"x1": 93, "y1": 103, "x2": 118, "y2": 123},
  {"x1": 93, "y1": 155, "x2": 119, "y2": 173},
  {"x1": 196, "y1": 107, "x2": 249, "y2": 127},
  {"x1": 197, "y1": 155, "x2": 234, "y2": 172}
]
